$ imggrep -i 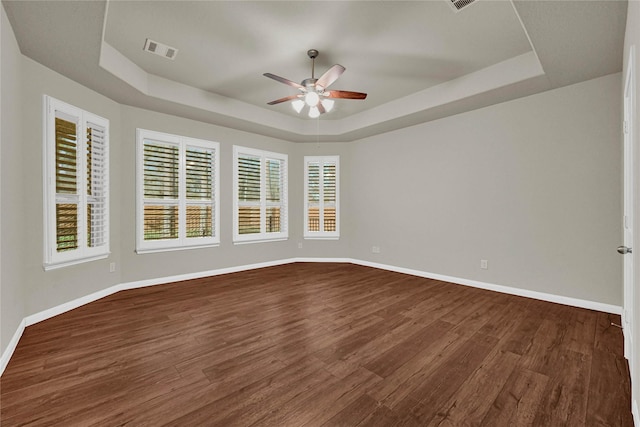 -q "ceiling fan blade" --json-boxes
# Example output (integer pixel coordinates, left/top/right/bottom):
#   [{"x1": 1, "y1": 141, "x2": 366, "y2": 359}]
[
  {"x1": 325, "y1": 90, "x2": 367, "y2": 100},
  {"x1": 267, "y1": 95, "x2": 300, "y2": 105},
  {"x1": 317, "y1": 102, "x2": 326, "y2": 114},
  {"x1": 316, "y1": 64, "x2": 345, "y2": 89},
  {"x1": 263, "y1": 73, "x2": 304, "y2": 89}
]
